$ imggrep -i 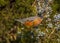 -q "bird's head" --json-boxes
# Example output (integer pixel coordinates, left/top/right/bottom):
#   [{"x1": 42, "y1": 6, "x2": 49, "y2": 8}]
[{"x1": 37, "y1": 10, "x2": 46, "y2": 18}]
